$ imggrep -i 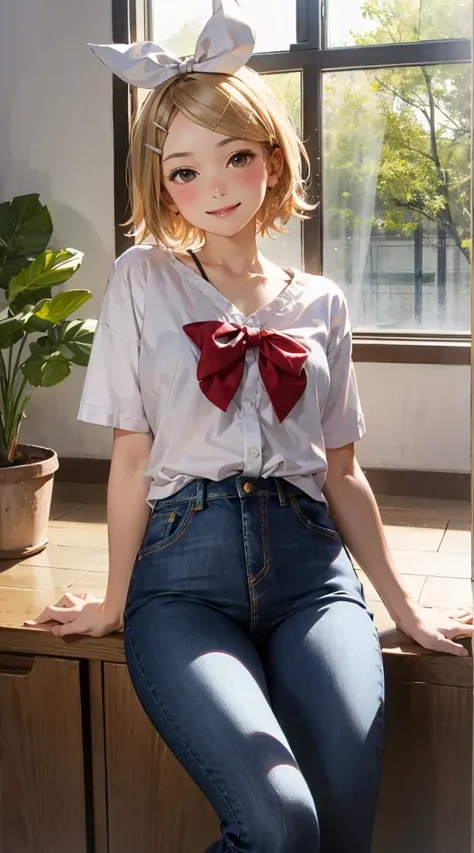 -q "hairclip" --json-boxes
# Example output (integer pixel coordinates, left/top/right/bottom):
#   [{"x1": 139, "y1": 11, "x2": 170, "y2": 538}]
[
  {"x1": 145, "y1": 120, "x2": 167, "y2": 156},
  {"x1": 144, "y1": 142, "x2": 162, "y2": 155},
  {"x1": 90, "y1": 1, "x2": 256, "y2": 162}
]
